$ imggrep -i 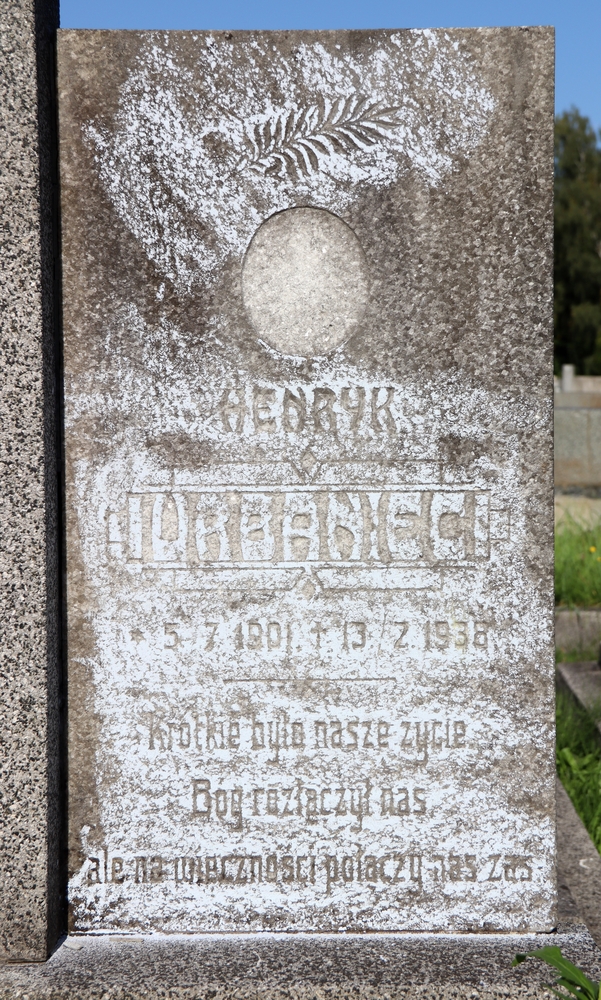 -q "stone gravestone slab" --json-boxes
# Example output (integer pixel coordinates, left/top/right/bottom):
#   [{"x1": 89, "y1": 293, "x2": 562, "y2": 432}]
[{"x1": 58, "y1": 27, "x2": 555, "y2": 934}]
